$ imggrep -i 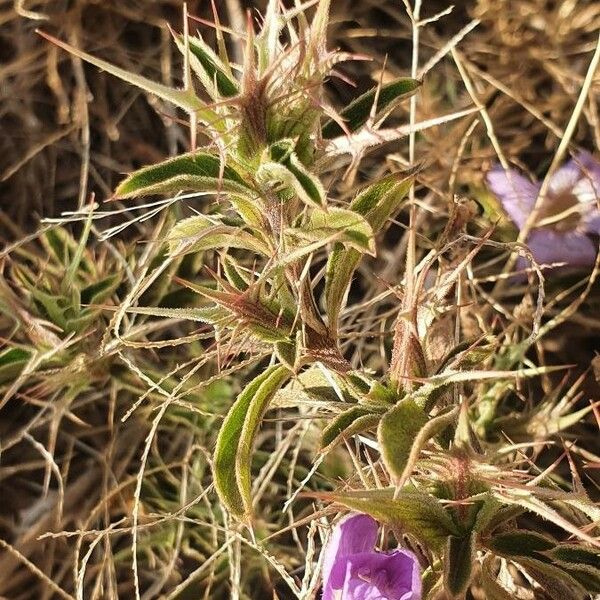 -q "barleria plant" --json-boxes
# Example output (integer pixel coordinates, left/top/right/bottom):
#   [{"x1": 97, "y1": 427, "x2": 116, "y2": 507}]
[{"x1": 2, "y1": 0, "x2": 599, "y2": 599}]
